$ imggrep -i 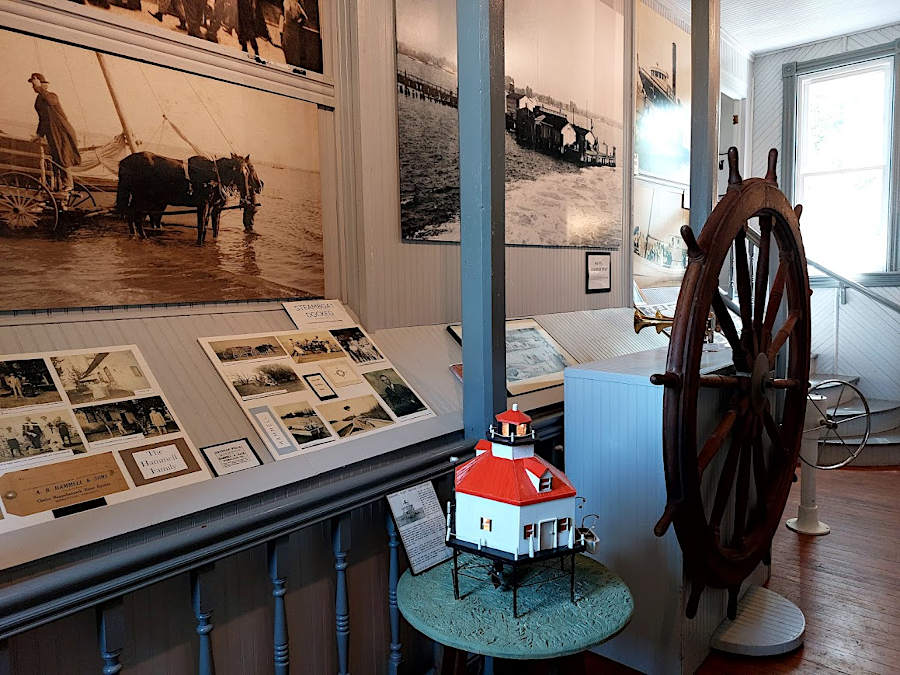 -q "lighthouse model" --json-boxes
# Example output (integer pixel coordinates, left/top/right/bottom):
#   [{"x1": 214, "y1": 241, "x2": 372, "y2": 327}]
[{"x1": 446, "y1": 405, "x2": 583, "y2": 616}]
